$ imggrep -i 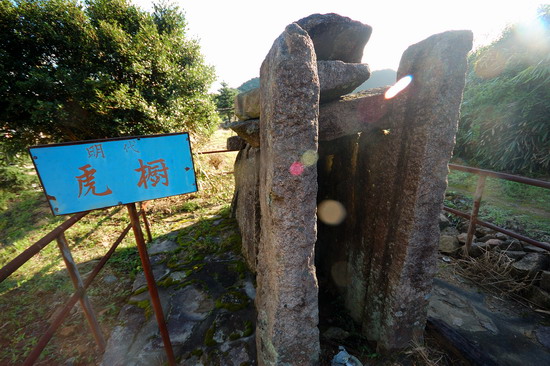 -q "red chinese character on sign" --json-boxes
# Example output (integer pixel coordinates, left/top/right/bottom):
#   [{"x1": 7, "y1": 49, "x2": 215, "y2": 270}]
[
  {"x1": 75, "y1": 164, "x2": 113, "y2": 197},
  {"x1": 135, "y1": 159, "x2": 169, "y2": 189},
  {"x1": 86, "y1": 144, "x2": 105, "y2": 159}
]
